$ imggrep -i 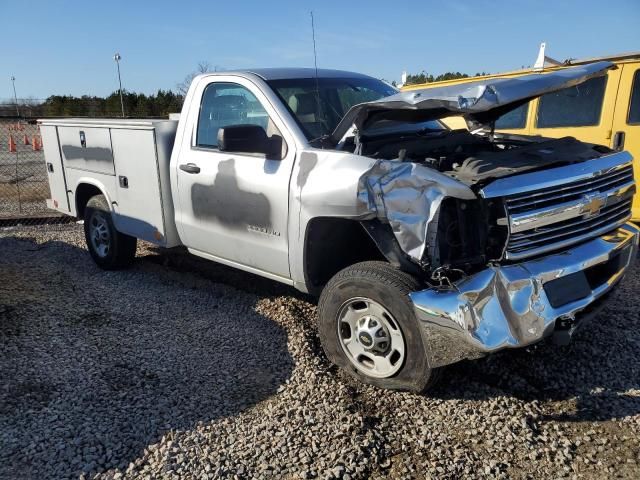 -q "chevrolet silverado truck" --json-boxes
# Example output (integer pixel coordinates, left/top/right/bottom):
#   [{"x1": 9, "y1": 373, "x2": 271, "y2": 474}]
[{"x1": 41, "y1": 61, "x2": 639, "y2": 392}]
